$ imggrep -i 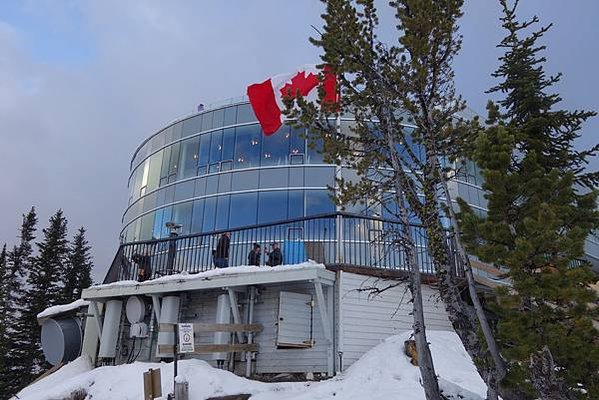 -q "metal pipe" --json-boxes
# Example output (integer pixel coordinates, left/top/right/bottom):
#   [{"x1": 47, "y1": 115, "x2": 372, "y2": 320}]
[{"x1": 245, "y1": 286, "x2": 256, "y2": 377}]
